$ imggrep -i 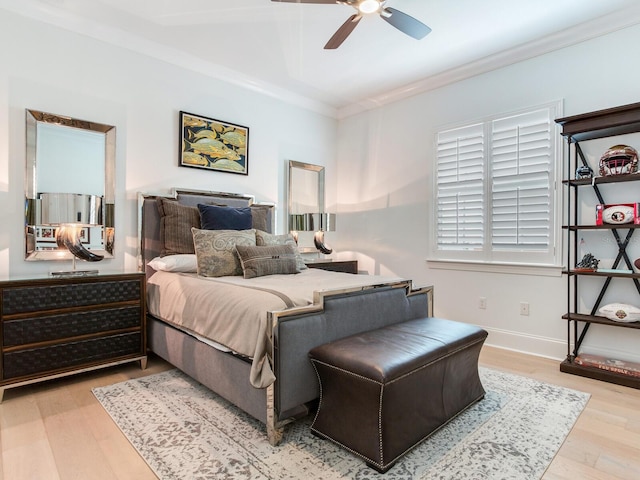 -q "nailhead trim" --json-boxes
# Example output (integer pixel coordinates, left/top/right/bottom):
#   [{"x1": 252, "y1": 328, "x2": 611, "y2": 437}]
[{"x1": 309, "y1": 335, "x2": 486, "y2": 470}]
